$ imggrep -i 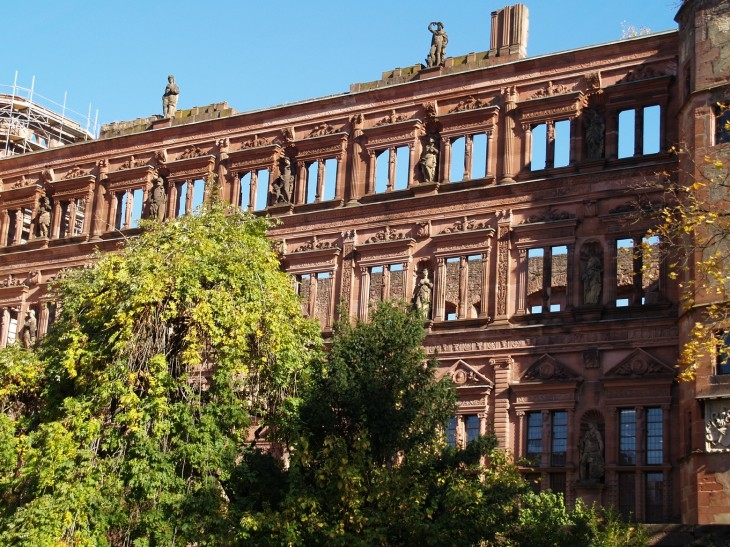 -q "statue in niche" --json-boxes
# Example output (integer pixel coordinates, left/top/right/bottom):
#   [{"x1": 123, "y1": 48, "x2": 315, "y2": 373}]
[
  {"x1": 579, "y1": 422, "x2": 605, "y2": 482},
  {"x1": 21, "y1": 309, "x2": 37, "y2": 348},
  {"x1": 426, "y1": 22, "x2": 448, "y2": 67},
  {"x1": 271, "y1": 156, "x2": 295, "y2": 205},
  {"x1": 581, "y1": 249, "x2": 603, "y2": 305},
  {"x1": 418, "y1": 136, "x2": 439, "y2": 183},
  {"x1": 412, "y1": 268, "x2": 434, "y2": 319},
  {"x1": 149, "y1": 176, "x2": 167, "y2": 221},
  {"x1": 162, "y1": 75, "x2": 180, "y2": 118},
  {"x1": 583, "y1": 108, "x2": 605, "y2": 160},
  {"x1": 36, "y1": 196, "x2": 51, "y2": 238}
]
